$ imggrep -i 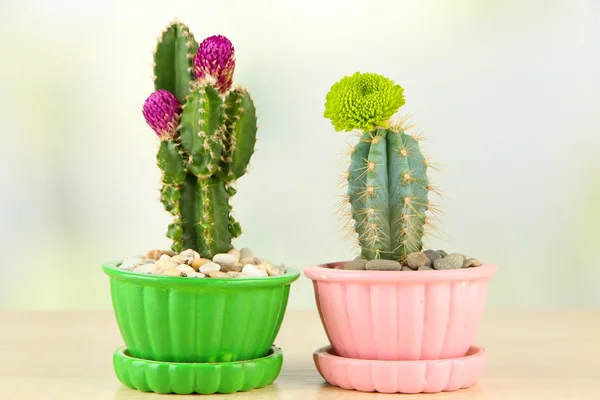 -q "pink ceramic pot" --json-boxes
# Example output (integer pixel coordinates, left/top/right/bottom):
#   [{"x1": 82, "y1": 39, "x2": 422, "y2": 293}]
[{"x1": 304, "y1": 262, "x2": 497, "y2": 361}]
